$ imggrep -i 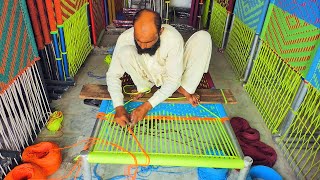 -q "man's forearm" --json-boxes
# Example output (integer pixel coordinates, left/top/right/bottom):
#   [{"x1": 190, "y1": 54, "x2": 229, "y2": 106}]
[{"x1": 177, "y1": 86, "x2": 191, "y2": 98}]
